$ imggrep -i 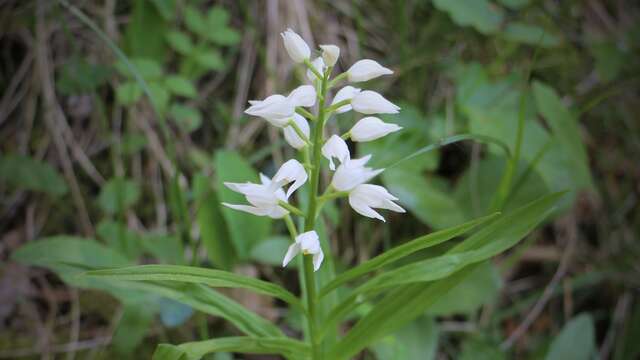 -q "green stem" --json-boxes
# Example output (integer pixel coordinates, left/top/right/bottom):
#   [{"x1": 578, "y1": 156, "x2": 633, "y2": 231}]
[
  {"x1": 300, "y1": 67, "x2": 330, "y2": 360},
  {"x1": 288, "y1": 119, "x2": 311, "y2": 146},
  {"x1": 325, "y1": 99, "x2": 351, "y2": 113},
  {"x1": 284, "y1": 214, "x2": 299, "y2": 239},
  {"x1": 304, "y1": 58, "x2": 323, "y2": 80},
  {"x1": 296, "y1": 107, "x2": 316, "y2": 121},
  {"x1": 328, "y1": 72, "x2": 348, "y2": 88},
  {"x1": 279, "y1": 201, "x2": 305, "y2": 217}
]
